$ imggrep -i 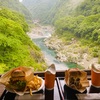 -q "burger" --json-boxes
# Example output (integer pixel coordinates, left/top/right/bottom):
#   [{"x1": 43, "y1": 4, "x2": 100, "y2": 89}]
[
  {"x1": 0, "y1": 66, "x2": 43, "y2": 95},
  {"x1": 9, "y1": 69, "x2": 27, "y2": 92}
]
